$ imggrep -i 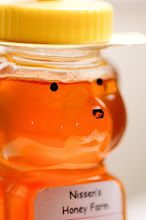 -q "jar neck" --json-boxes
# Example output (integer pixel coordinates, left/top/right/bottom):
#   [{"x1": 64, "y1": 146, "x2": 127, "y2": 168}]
[
  {"x1": 0, "y1": 46, "x2": 114, "y2": 83},
  {"x1": 3, "y1": 46, "x2": 101, "y2": 64}
]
